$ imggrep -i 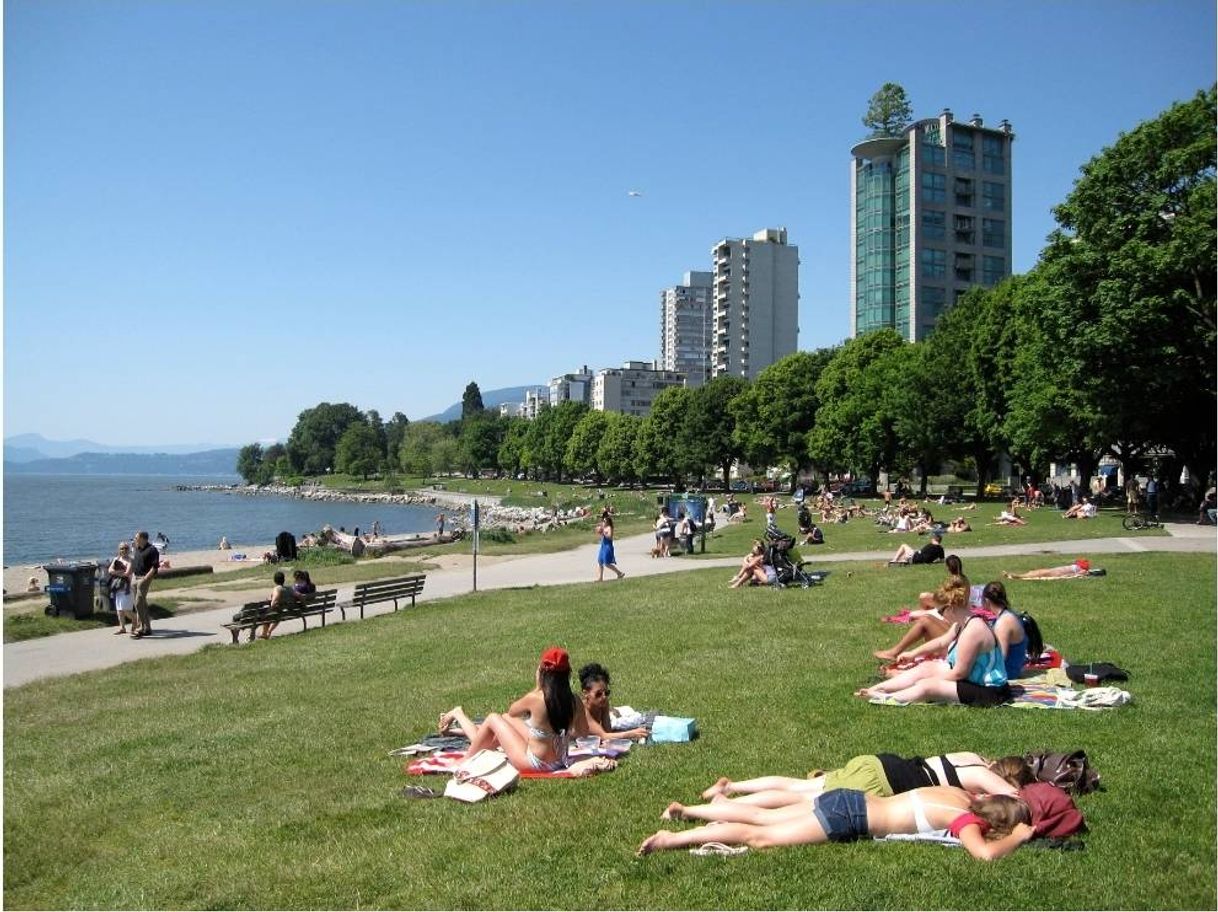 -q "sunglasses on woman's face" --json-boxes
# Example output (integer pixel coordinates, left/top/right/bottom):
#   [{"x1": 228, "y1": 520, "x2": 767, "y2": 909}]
[{"x1": 587, "y1": 688, "x2": 610, "y2": 699}]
